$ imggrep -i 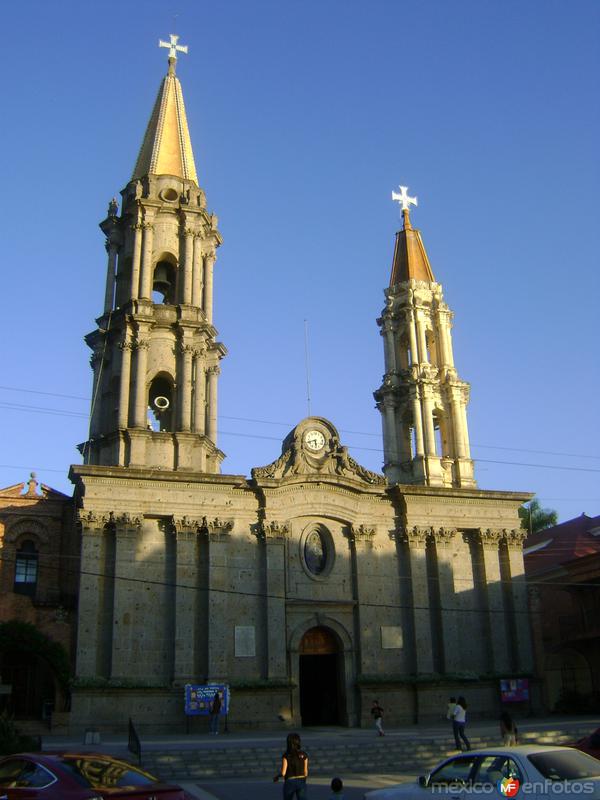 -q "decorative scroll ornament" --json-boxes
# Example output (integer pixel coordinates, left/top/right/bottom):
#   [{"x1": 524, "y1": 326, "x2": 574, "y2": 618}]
[
  {"x1": 478, "y1": 528, "x2": 506, "y2": 547},
  {"x1": 252, "y1": 419, "x2": 386, "y2": 486},
  {"x1": 112, "y1": 512, "x2": 142, "y2": 529},
  {"x1": 78, "y1": 509, "x2": 113, "y2": 531}
]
